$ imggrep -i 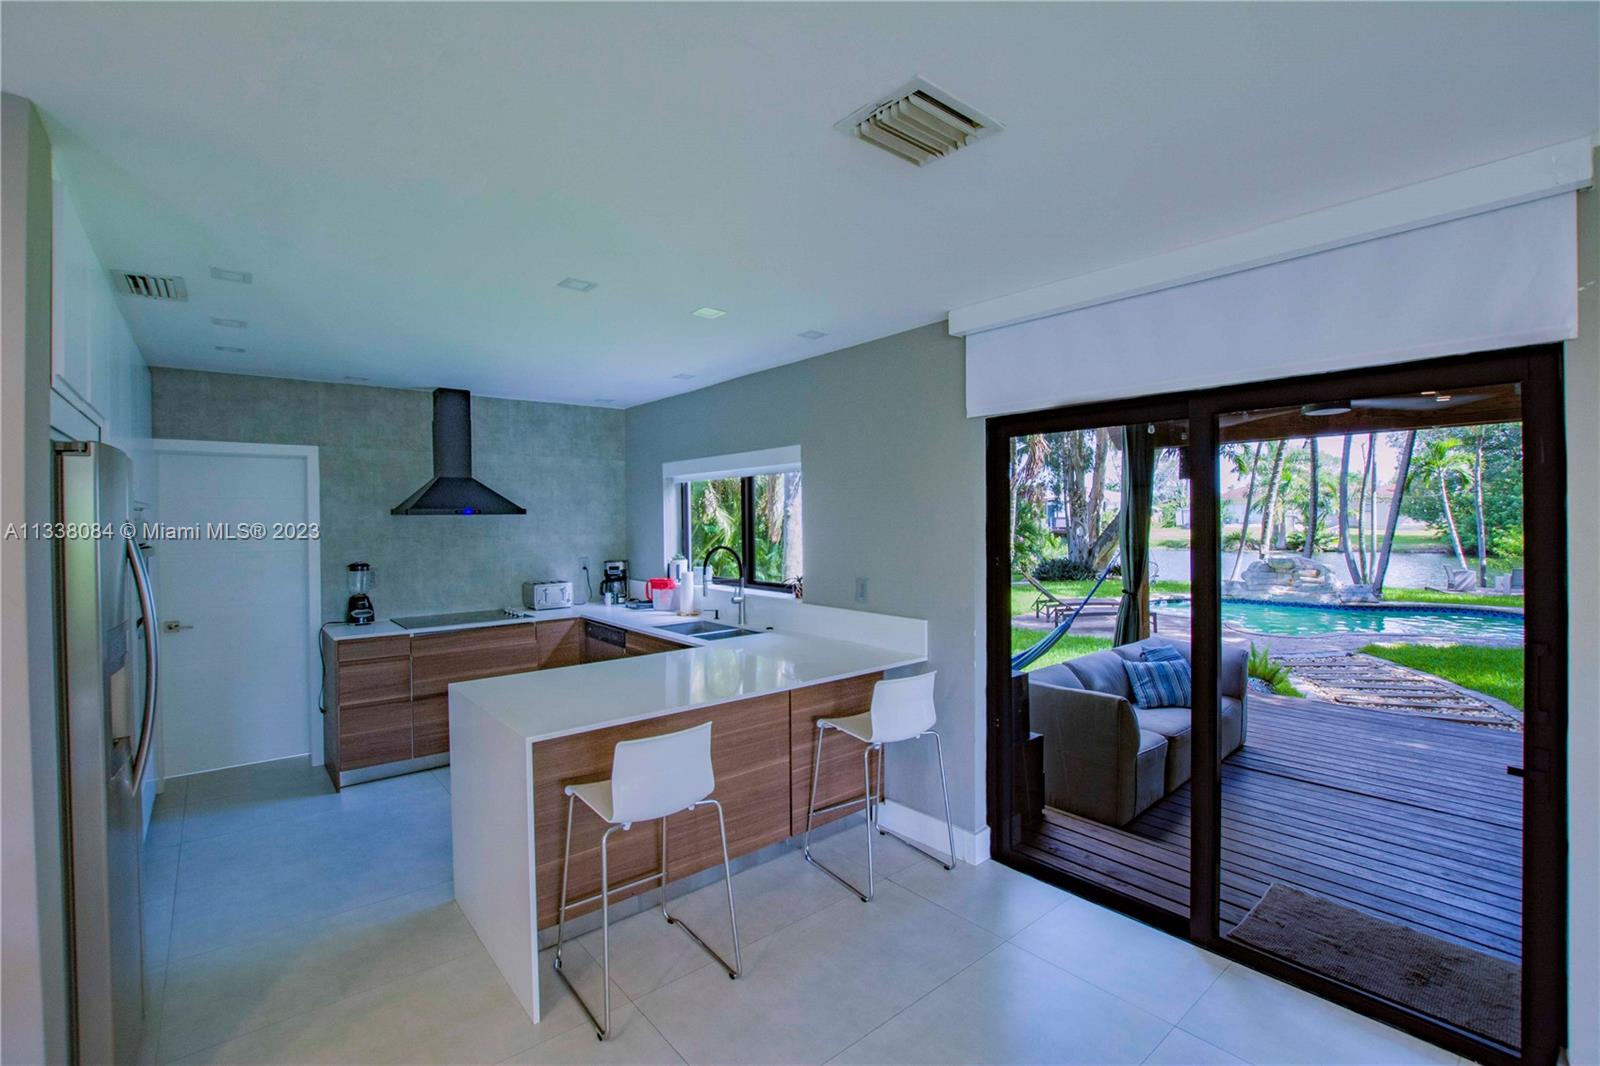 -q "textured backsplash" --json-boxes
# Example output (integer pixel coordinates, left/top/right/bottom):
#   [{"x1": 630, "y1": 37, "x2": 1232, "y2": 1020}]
[{"x1": 151, "y1": 368, "x2": 625, "y2": 622}]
